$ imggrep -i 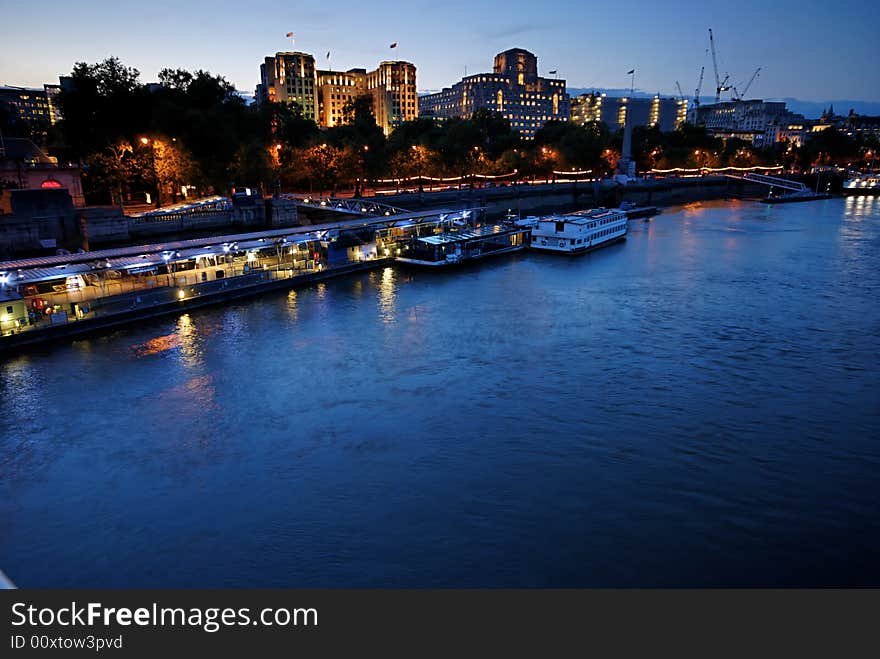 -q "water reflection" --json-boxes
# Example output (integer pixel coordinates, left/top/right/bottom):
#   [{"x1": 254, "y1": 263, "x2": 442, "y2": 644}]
[
  {"x1": 176, "y1": 314, "x2": 203, "y2": 368},
  {"x1": 286, "y1": 290, "x2": 299, "y2": 321},
  {"x1": 378, "y1": 267, "x2": 396, "y2": 324}
]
